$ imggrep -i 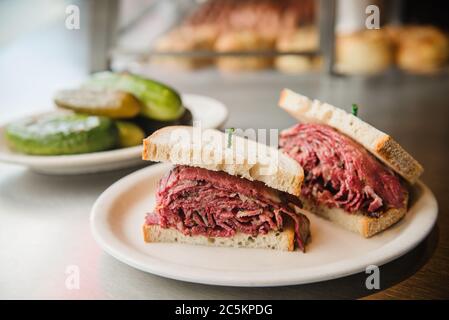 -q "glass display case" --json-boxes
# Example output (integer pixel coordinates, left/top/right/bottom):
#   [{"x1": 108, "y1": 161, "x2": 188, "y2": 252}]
[
  {"x1": 111, "y1": 0, "x2": 323, "y2": 75},
  {"x1": 105, "y1": 0, "x2": 449, "y2": 77}
]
